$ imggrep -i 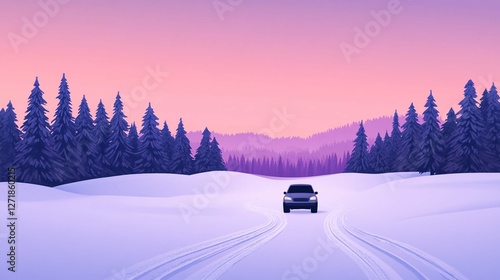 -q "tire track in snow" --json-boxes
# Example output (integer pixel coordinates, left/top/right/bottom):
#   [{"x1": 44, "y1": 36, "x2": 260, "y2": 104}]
[
  {"x1": 324, "y1": 209, "x2": 403, "y2": 280},
  {"x1": 106, "y1": 202, "x2": 286, "y2": 280},
  {"x1": 341, "y1": 216, "x2": 427, "y2": 280},
  {"x1": 349, "y1": 227, "x2": 468, "y2": 280},
  {"x1": 183, "y1": 206, "x2": 286, "y2": 280},
  {"x1": 325, "y1": 209, "x2": 468, "y2": 280}
]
